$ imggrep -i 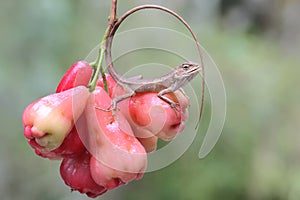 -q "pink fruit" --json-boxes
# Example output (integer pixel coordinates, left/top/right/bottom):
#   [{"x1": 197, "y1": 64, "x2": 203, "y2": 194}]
[
  {"x1": 137, "y1": 136, "x2": 158, "y2": 153},
  {"x1": 84, "y1": 87, "x2": 147, "y2": 190},
  {"x1": 119, "y1": 89, "x2": 189, "y2": 141},
  {"x1": 22, "y1": 86, "x2": 90, "y2": 152}
]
